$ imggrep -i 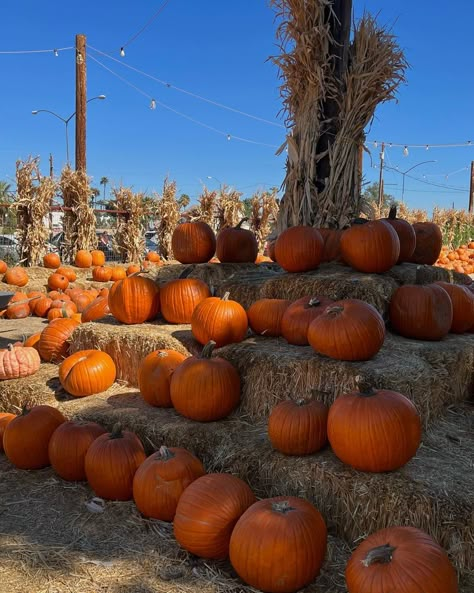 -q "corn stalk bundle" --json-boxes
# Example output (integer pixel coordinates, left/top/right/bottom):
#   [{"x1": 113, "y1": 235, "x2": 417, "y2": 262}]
[
  {"x1": 59, "y1": 166, "x2": 96, "y2": 263},
  {"x1": 249, "y1": 189, "x2": 280, "y2": 253},
  {"x1": 113, "y1": 186, "x2": 147, "y2": 263},
  {"x1": 155, "y1": 178, "x2": 180, "y2": 260},
  {"x1": 216, "y1": 185, "x2": 244, "y2": 230},
  {"x1": 196, "y1": 187, "x2": 218, "y2": 228},
  {"x1": 15, "y1": 157, "x2": 56, "y2": 266},
  {"x1": 271, "y1": 1, "x2": 407, "y2": 229}
]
